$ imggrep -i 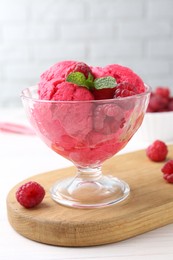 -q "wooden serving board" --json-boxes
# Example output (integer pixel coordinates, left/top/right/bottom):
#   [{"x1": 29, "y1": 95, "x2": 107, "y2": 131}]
[{"x1": 7, "y1": 145, "x2": 173, "y2": 247}]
